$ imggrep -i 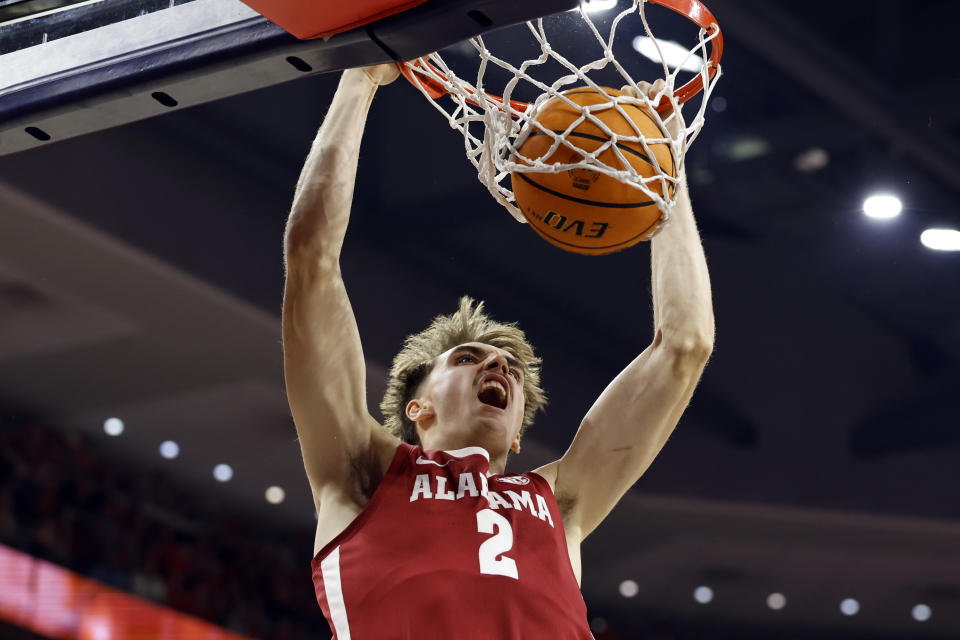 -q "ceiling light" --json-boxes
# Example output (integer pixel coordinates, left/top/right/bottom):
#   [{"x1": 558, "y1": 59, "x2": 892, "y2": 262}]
[
  {"x1": 862, "y1": 194, "x2": 902, "y2": 220},
  {"x1": 632, "y1": 36, "x2": 704, "y2": 73},
  {"x1": 589, "y1": 617, "x2": 609, "y2": 634},
  {"x1": 911, "y1": 604, "x2": 932, "y2": 622},
  {"x1": 691, "y1": 167, "x2": 714, "y2": 185},
  {"x1": 213, "y1": 464, "x2": 233, "y2": 482},
  {"x1": 265, "y1": 486, "x2": 285, "y2": 504},
  {"x1": 158, "y1": 440, "x2": 180, "y2": 459},
  {"x1": 767, "y1": 592, "x2": 786, "y2": 610},
  {"x1": 693, "y1": 585, "x2": 713, "y2": 604},
  {"x1": 794, "y1": 147, "x2": 829, "y2": 173},
  {"x1": 618, "y1": 579, "x2": 639, "y2": 598},
  {"x1": 920, "y1": 228, "x2": 960, "y2": 251},
  {"x1": 840, "y1": 598, "x2": 860, "y2": 616},
  {"x1": 103, "y1": 417, "x2": 124, "y2": 436},
  {"x1": 581, "y1": 0, "x2": 617, "y2": 12},
  {"x1": 725, "y1": 136, "x2": 770, "y2": 161},
  {"x1": 711, "y1": 96, "x2": 727, "y2": 113}
]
